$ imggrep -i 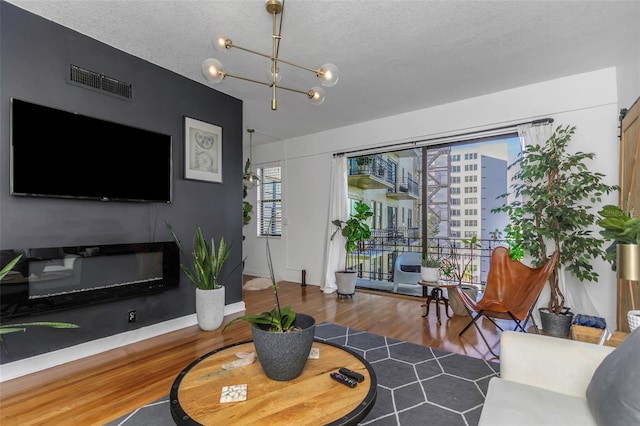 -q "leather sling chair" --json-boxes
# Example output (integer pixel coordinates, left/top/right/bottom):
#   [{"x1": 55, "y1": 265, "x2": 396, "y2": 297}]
[{"x1": 456, "y1": 246, "x2": 559, "y2": 357}]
